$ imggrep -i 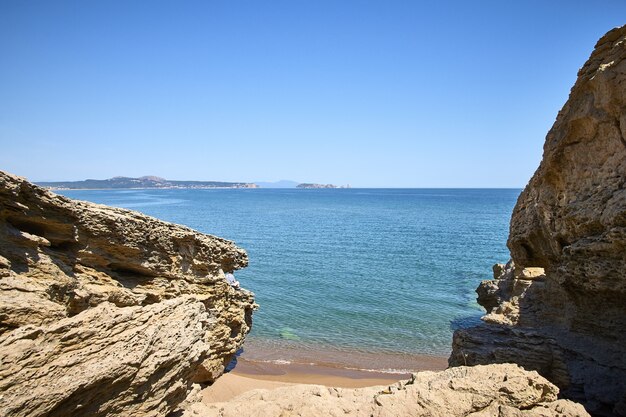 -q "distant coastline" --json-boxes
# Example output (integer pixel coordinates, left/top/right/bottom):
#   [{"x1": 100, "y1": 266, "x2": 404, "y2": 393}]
[
  {"x1": 36, "y1": 176, "x2": 523, "y2": 190},
  {"x1": 36, "y1": 176, "x2": 258, "y2": 190},
  {"x1": 36, "y1": 176, "x2": 357, "y2": 190}
]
